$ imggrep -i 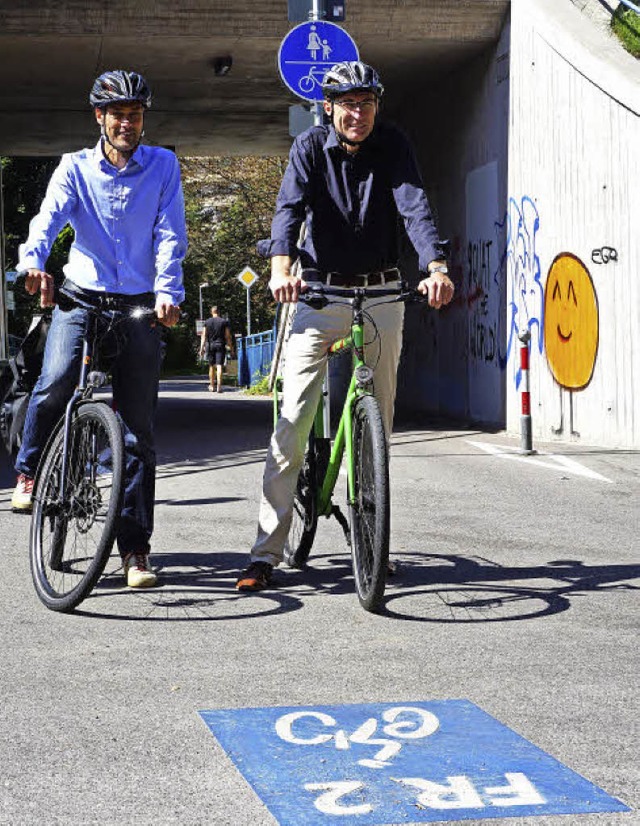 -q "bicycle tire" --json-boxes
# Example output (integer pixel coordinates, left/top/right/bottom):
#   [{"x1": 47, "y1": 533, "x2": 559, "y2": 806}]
[
  {"x1": 30, "y1": 401, "x2": 124, "y2": 612},
  {"x1": 350, "y1": 395, "x2": 390, "y2": 613},
  {"x1": 284, "y1": 432, "x2": 320, "y2": 568}
]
